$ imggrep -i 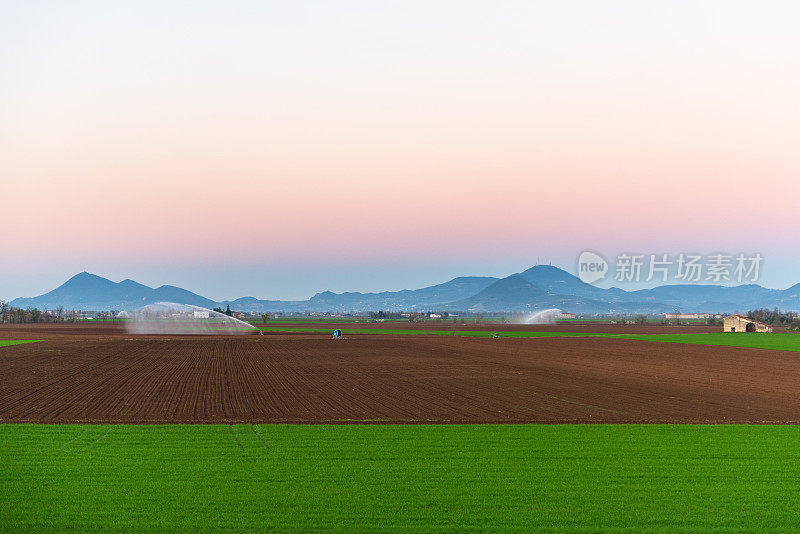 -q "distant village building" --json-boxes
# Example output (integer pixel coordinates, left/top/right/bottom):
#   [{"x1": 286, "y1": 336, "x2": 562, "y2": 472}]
[
  {"x1": 558, "y1": 312, "x2": 576, "y2": 320},
  {"x1": 193, "y1": 310, "x2": 210, "y2": 319},
  {"x1": 723, "y1": 314, "x2": 773, "y2": 333},
  {"x1": 663, "y1": 313, "x2": 720, "y2": 320}
]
